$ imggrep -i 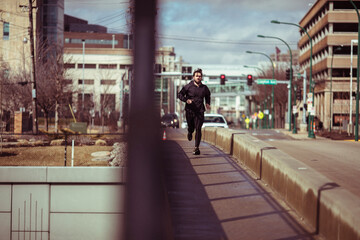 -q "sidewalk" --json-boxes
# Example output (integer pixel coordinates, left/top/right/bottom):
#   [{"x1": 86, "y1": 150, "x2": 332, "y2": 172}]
[
  {"x1": 162, "y1": 128, "x2": 319, "y2": 240},
  {"x1": 278, "y1": 128, "x2": 356, "y2": 141},
  {"x1": 276, "y1": 129, "x2": 326, "y2": 140}
]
